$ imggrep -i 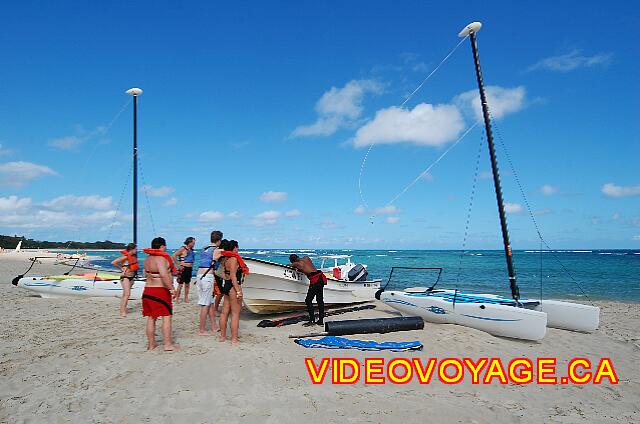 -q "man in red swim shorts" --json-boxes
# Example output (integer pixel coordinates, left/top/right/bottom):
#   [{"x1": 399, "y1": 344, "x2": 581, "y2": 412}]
[
  {"x1": 142, "y1": 237, "x2": 179, "y2": 352},
  {"x1": 289, "y1": 254, "x2": 326, "y2": 327}
]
